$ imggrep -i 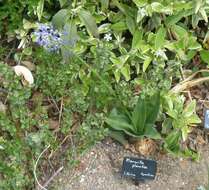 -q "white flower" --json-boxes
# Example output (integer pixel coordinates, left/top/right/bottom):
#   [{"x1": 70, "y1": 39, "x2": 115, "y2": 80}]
[
  {"x1": 104, "y1": 33, "x2": 112, "y2": 41},
  {"x1": 155, "y1": 49, "x2": 168, "y2": 60}
]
